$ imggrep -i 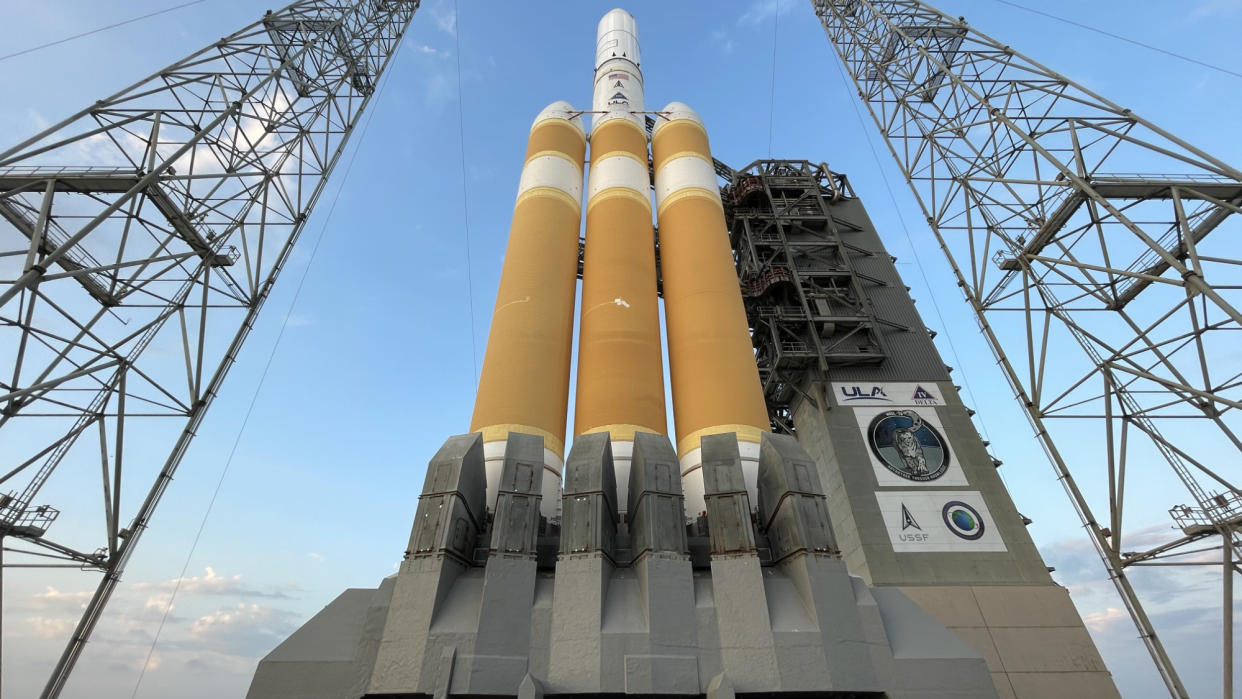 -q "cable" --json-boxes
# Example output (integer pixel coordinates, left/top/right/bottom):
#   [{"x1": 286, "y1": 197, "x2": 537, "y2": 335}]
[
  {"x1": 0, "y1": 0, "x2": 208, "y2": 63},
  {"x1": 128, "y1": 34, "x2": 405, "y2": 699},
  {"x1": 453, "y1": 0, "x2": 481, "y2": 386},
  {"x1": 992, "y1": 0, "x2": 1242, "y2": 81},
  {"x1": 827, "y1": 54, "x2": 1004, "y2": 480},
  {"x1": 767, "y1": 0, "x2": 781, "y2": 157}
]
